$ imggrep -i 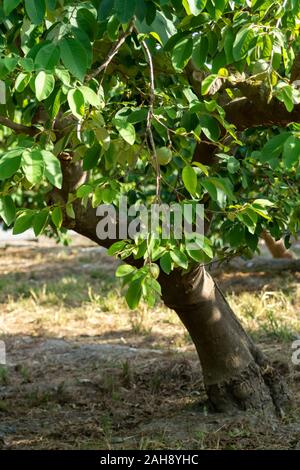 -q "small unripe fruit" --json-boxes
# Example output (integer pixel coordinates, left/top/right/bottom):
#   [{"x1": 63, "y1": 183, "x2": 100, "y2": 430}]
[
  {"x1": 149, "y1": 263, "x2": 160, "y2": 279},
  {"x1": 156, "y1": 147, "x2": 172, "y2": 165},
  {"x1": 252, "y1": 60, "x2": 269, "y2": 76}
]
